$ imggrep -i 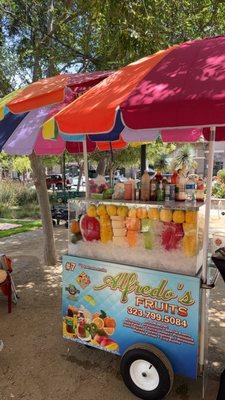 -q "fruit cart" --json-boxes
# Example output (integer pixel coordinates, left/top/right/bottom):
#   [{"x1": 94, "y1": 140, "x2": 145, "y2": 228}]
[
  {"x1": 63, "y1": 198, "x2": 206, "y2": 400},
  {"x1": 54, "y1": 37, "x2": 225, "y2": 400}
]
